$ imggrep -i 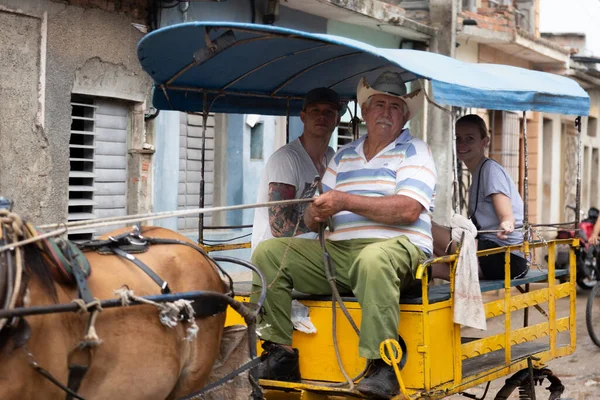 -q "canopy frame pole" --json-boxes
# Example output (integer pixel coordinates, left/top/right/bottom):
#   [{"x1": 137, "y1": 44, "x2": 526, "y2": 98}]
[
  {"x1": 270, "y1": 52, "x2": 363, "y2": 96},
  {"x1": 166, "y1": 33, "x2": 276, "y2": 87},
  {"x1": 352, "y1": 100, "x2": 359, "y2": 141},
  {"x1": 169, "y1": 85, "x2": 304, "y2": 102},
  {"x1": 522, "y1": 111, "x2": 530, "y2": 259},
  {"x1": 198, "y1": 92, "x2": 209, "y2": 244},
  {"x1": 220, "y1": 44, "x2": 330, "y2": 91},
  {"x1": 286, "y1": 98, "x2": 290, "y2": 144},
  {"x1": 327, "y1": 65, "x2": 389, "y2": 90},
  {"x1": 451, "y1": 109, "x2": 459, "y2": 214},
  {"x1": 575, "y1": 116, "x2": 582, "y2": 232},
  {"x1": 491, "y1": 110, "x2": 496, "y2": 156}
]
